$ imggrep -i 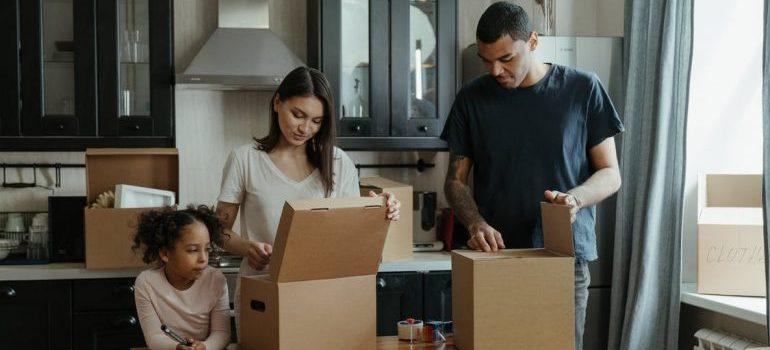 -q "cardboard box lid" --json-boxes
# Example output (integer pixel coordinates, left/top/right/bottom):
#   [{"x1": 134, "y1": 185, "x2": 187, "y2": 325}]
[
  {"x1": 269, "y1": 196, "x2": 391, "y2": 282},
  {"x1": 540, "y1": 202, "x2": 574, "y2": 257},
  {"x1": 85, "y1": 148, "x2": 179, "y2": 204},
  {"x1": 698, "y1": 174, "x2": 762, "y2": 212},
  {"x1": 699, "y1": 207, "x2": 763, "y2": 226},
  {"x1": 359, "y1": 176, "x2": 411, "y2": 190}
]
